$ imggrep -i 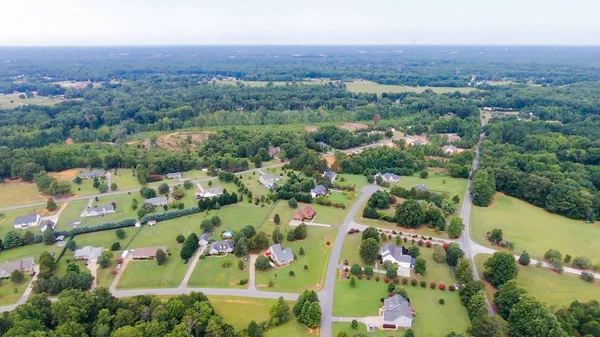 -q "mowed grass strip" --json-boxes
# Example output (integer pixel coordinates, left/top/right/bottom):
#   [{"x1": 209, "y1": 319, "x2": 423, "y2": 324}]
[
  {"x1": 475, "y1": 254, "x2": 600, "y2": 309},
  {"x1": 471, "y1": 193, "x2": 600, "y2": 261},
  {"x1": 187, "y1": 255, "x2": 249, "y2": 288},
  {"x1": 207, "y1": 296, "x2": 283, "y2": 330},
  {"x1": 255, "y1": 226, "x2": 337, "y2": 293}
]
